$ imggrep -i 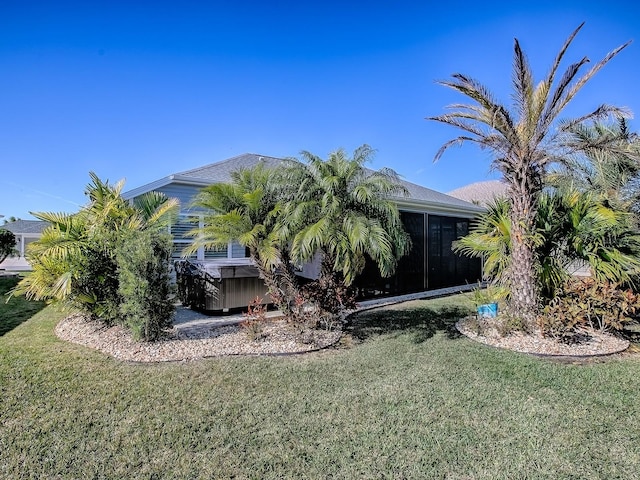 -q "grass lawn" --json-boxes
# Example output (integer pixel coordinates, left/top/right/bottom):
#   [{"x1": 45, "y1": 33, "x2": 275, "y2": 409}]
[
  {"x1": 1, "y1": 293, "x2": 640, "y2": 479},
  {"x1": 0, "y1": 275, "x2": 46, "y2": 336}
]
